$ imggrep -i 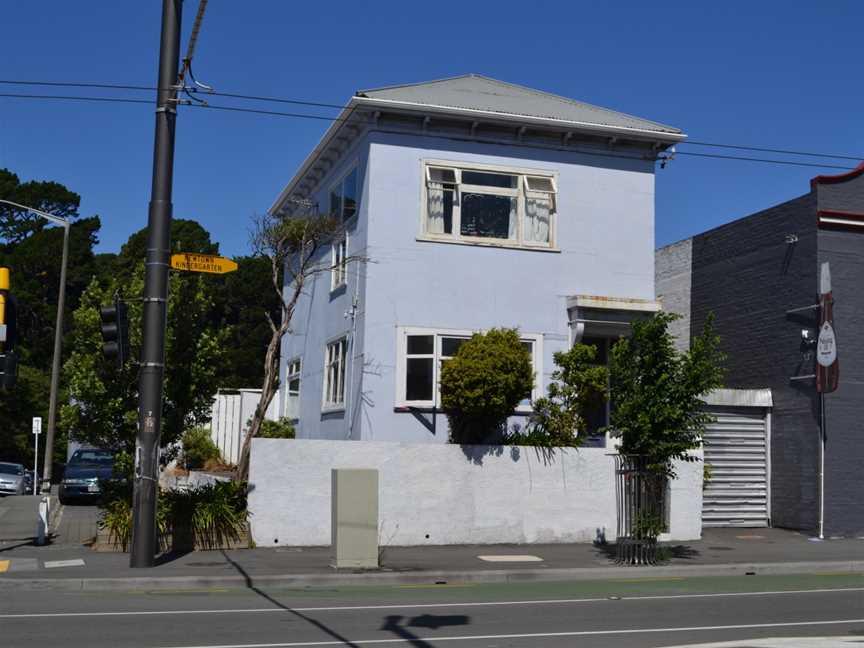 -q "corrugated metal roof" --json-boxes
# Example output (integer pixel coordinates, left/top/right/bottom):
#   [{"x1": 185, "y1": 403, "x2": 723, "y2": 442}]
[{"x1": 357, "y1": 74, "x2": 682, "y2": 136}]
